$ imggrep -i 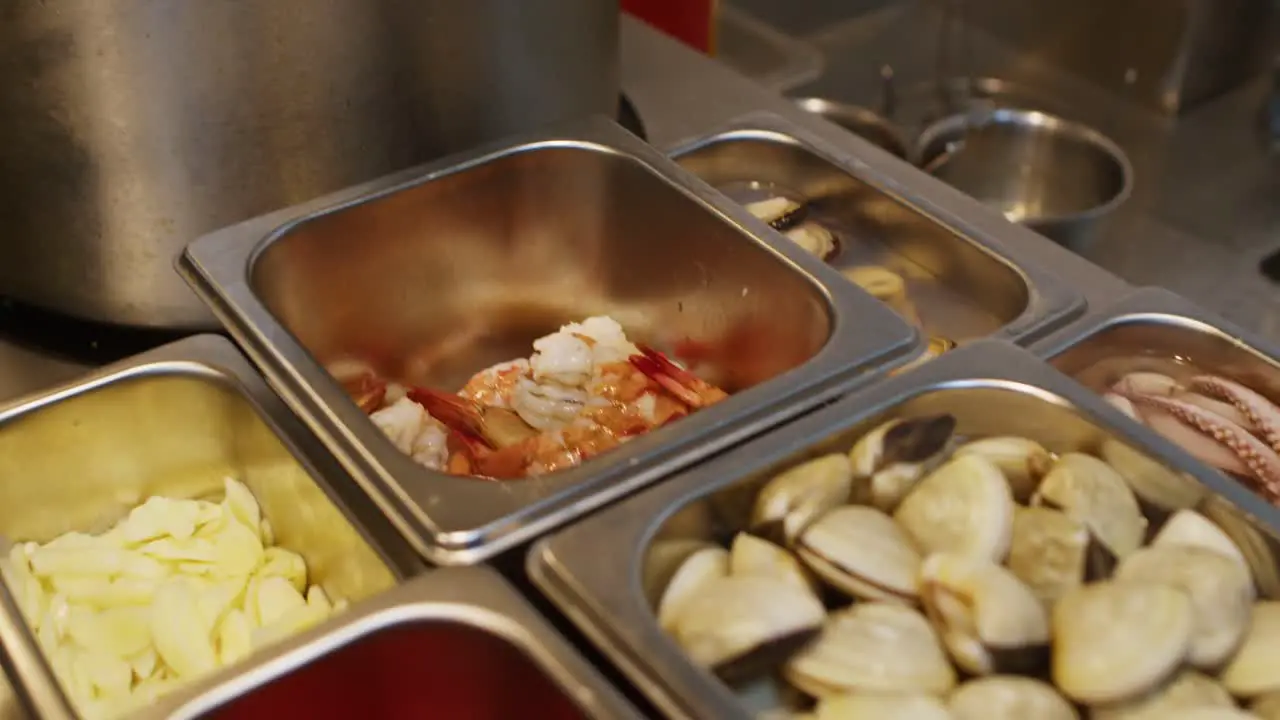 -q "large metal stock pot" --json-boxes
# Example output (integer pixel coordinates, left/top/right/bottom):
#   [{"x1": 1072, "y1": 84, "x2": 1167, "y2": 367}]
[{"x1": 0, "y1": 0, "x2": 619, "y2": 329}]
